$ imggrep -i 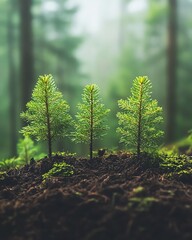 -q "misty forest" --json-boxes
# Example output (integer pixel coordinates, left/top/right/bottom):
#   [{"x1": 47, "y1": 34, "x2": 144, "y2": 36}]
[{"x1": 1, "y1": 0, "x2": 192, "y2": 240}]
